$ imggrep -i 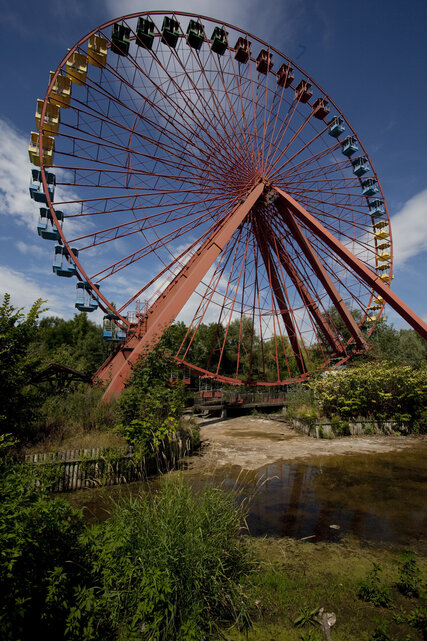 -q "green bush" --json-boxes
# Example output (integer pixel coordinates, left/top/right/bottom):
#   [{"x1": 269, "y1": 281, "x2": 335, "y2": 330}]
[
  {"x1": 309, "y1": 363, "x2": 427, "y2": 429},
  {"x1": 0, "y1": 463, "x2": 85, "y2": 640},
  {"x1": 116, "y1": 344, "x2": 186, "y2": 452},
  {"x1": 396, "y1": 552, "x2": 422, "y2": 598},
  {"x1": 370, "y1": 618, "x2": 391, "y2": 641},
  {"x1": 0, "y1": 294, "x2": 46, "y2": 442},
  {"x1": 67, "y1": 480, "x2": 252, "y2": 640},
  {"x1": 285, "y1": 385, "x2": 314, "y2": 420},
  {"x1": 0, "y1": 460, "x2": 253, "y2": 641},
  {"x1": 357, "y1": 563, "x2": 392, "y2": 608}
]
